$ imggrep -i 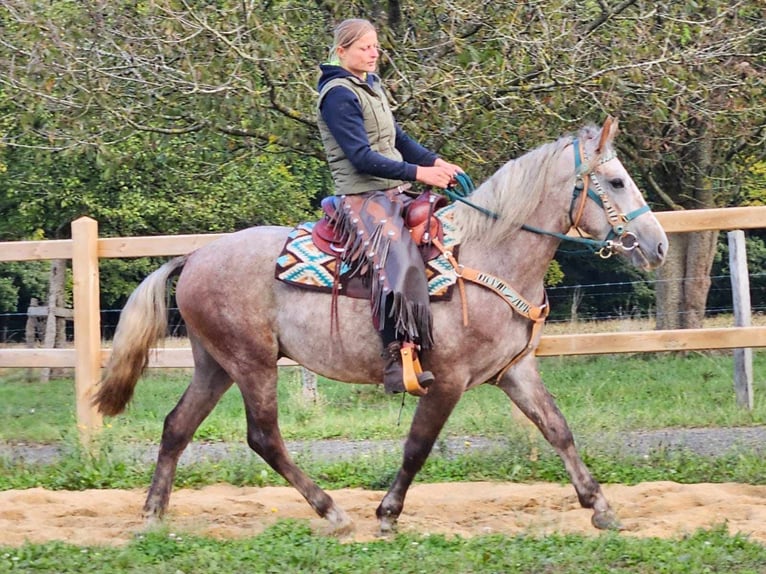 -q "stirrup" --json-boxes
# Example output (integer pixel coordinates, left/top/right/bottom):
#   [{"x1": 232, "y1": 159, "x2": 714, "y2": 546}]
[{"x1": 400, "y1": 342, "x2": 433, "y2": 397}]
